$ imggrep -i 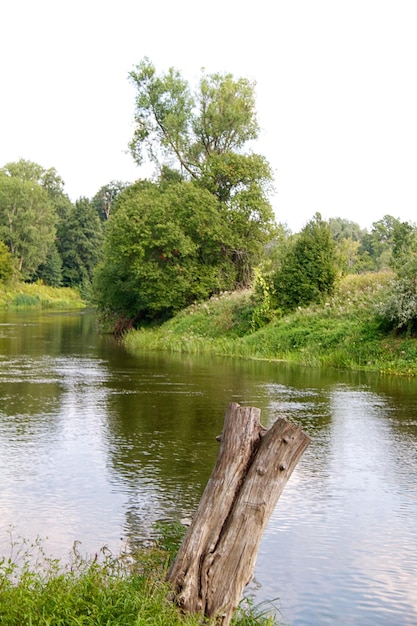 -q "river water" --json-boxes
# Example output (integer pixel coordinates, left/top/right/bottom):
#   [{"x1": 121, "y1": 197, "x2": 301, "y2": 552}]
[{"x1": 0, "y1": 309, "x2": 417, "y2": 625}]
